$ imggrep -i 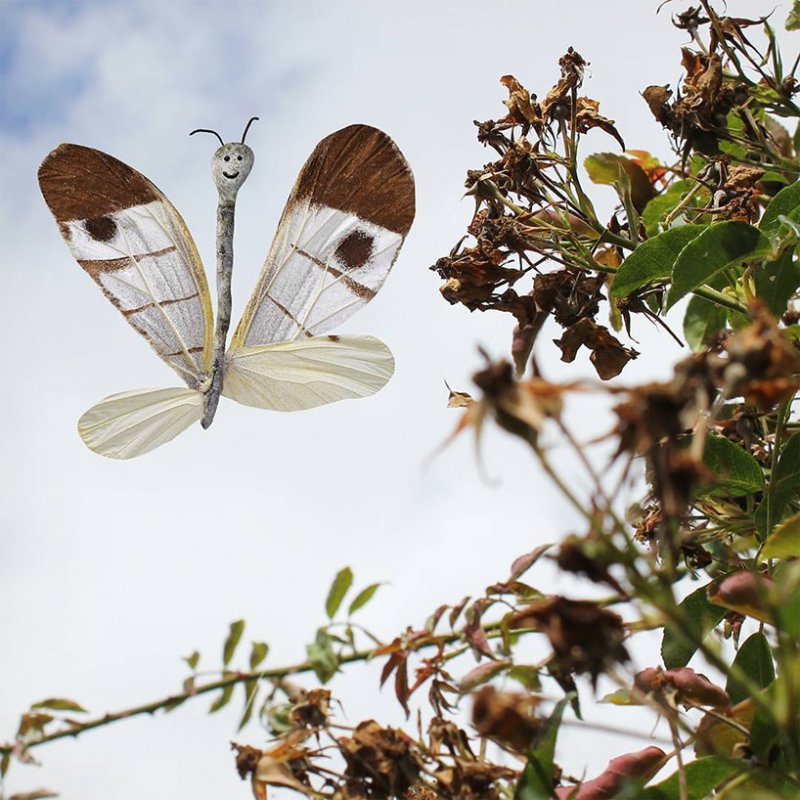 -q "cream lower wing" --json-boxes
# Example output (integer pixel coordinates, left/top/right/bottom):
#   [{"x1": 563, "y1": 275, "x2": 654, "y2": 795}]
[
  {"x1": 222, "y1": 334, "x2": 394, "y2": 412},
  {"x1": 78, "y1": 387, "x2": 204, "y2": 459}
]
